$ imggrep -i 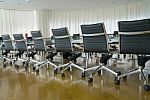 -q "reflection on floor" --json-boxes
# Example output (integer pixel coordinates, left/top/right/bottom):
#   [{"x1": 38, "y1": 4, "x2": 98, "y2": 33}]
[{"x1": 0, "y1": 55, "x2": 150, "y2": 100}]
